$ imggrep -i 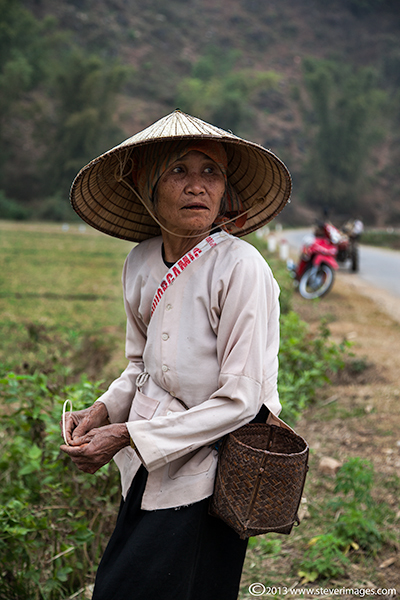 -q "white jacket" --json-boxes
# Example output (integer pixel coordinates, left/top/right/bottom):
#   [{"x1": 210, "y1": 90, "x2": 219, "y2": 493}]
[{"x1": 97, "y1": 231, "x2": 281, "y2": 509}]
